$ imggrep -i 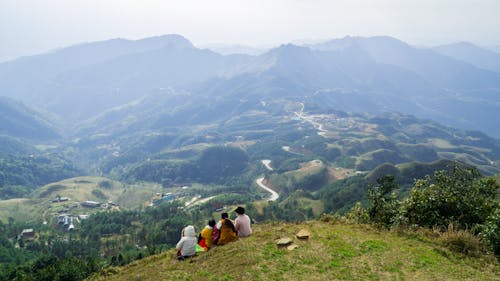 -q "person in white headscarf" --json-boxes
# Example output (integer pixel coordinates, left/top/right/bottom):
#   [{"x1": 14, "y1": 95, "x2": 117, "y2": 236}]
[{"x1": 176, "y1": 225, "x2": 197, "y2": 259}]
